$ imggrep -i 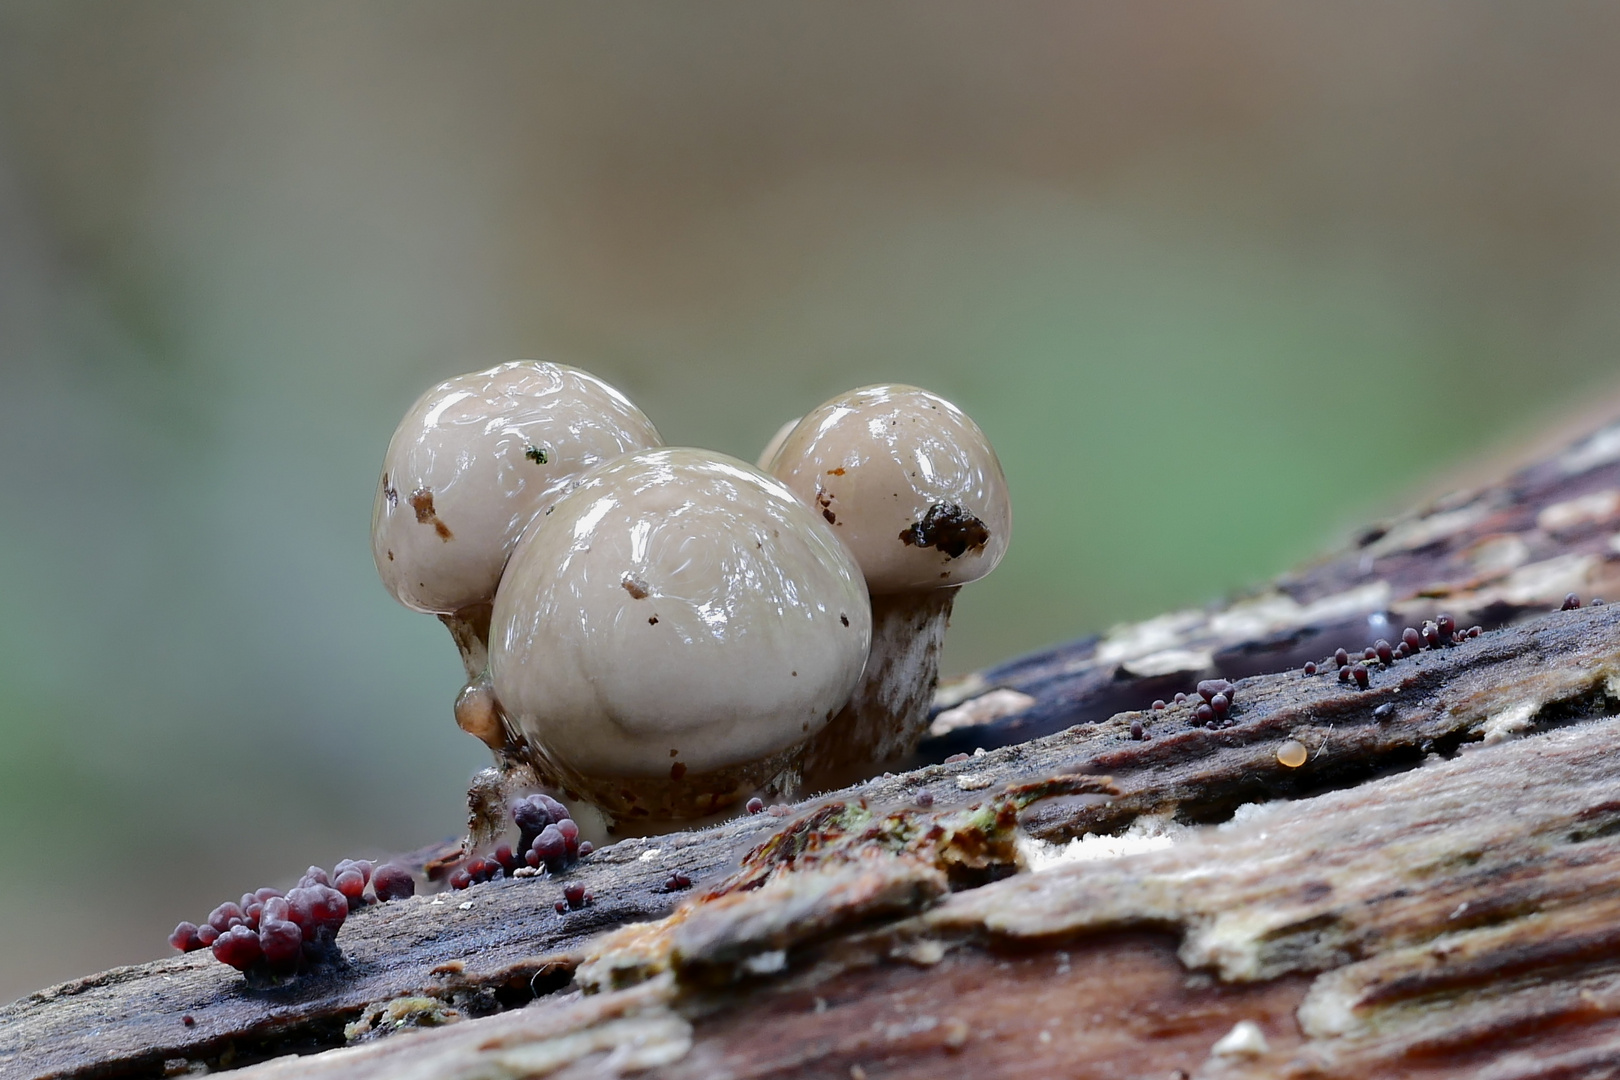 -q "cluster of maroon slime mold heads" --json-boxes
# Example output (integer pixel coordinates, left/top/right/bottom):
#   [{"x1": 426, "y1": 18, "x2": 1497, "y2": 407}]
[
  {"x1": 1124, "y1": 595, "x2": 1602, "y2": 741},
  {"x1": 448, "y1": 793, "x2": 594, "y2": 904},
  {"x1": 169, "y1": 859, "x2": 415, "y2": 976}
]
